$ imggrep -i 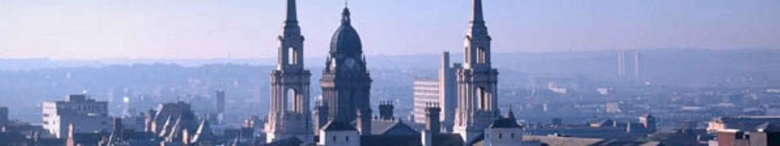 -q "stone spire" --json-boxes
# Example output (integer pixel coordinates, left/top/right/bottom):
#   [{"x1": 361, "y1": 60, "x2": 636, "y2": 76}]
[
  {"x1": 286, "y1": 0, "x2": 297, "y2": 23},
  {"x1": 472, "y1": 0, "x2": 484, "y2": 23},
  {"x1": 506, "y1": 105, "x2": 516, "y2": 120},
  {"x1": 267, "y1": 0, "x2": 312, "y2": 143},
  {"x1": 454, "y1": 0, "x2": 497, "y2": 143}
]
